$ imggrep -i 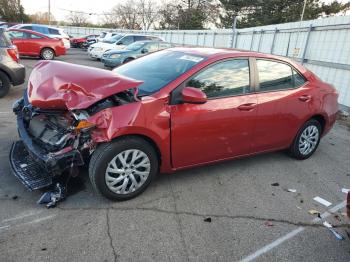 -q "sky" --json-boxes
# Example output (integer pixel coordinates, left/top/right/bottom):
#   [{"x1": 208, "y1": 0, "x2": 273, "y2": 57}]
[{"x1": 21, "y1": 0, "x2": 348, "y2": 24}]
